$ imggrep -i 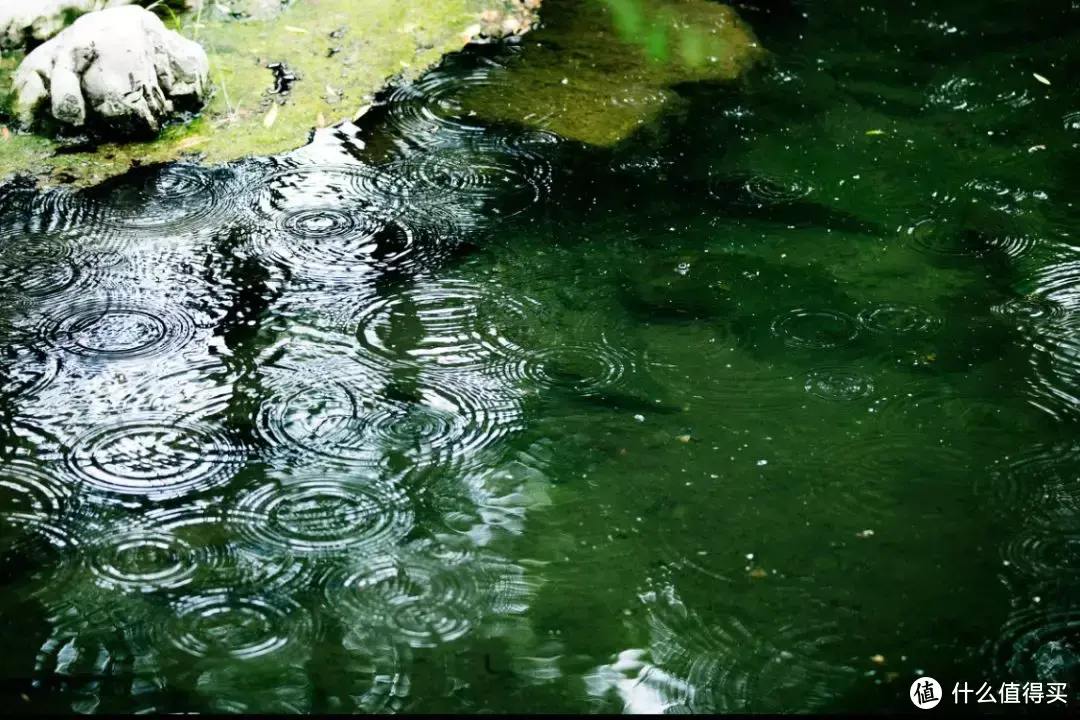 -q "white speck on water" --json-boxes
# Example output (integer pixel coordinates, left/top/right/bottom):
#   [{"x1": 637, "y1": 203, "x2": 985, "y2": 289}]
[
  {"x1": 756, "y1": 459, "x2": 768, "y2": 466},
  {"x1": 634, "y1": 414, "x2": 645, "y2": 422}
]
